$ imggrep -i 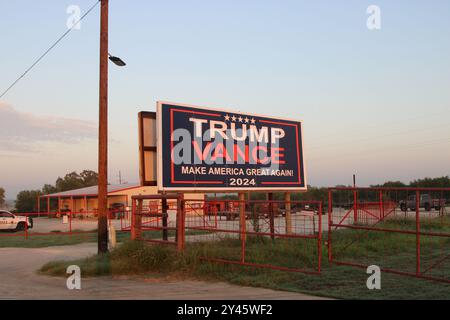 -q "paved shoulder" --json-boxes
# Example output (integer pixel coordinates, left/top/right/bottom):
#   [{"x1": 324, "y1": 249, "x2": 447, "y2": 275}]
[{"x1": 0, "y1": 244, "x2": 325, "y2": 300}]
